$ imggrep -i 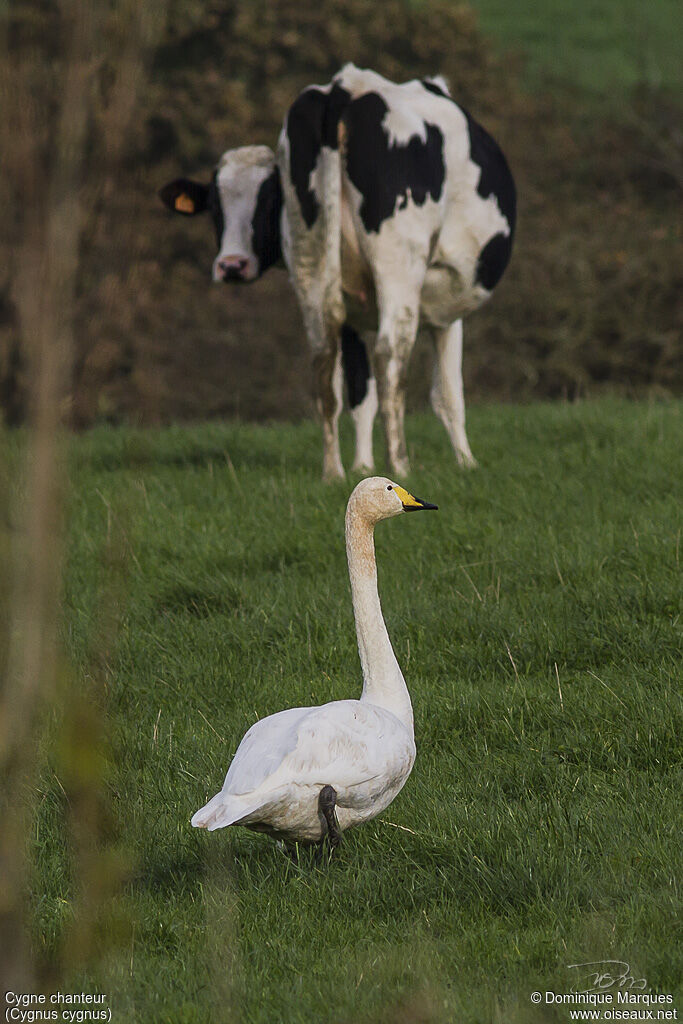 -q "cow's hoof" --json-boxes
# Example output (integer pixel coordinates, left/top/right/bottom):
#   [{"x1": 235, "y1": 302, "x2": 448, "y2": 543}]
[
  {"x1": 391, "y1": 460, "x2": 411, "y2": 479},
  {"x1": 456, "y1": 452, "x2": 478, "y2": 469},
  {"x1": 322, "y1": 466, "x2": 346, "y2": 483},
  {"x1": 351, "y1": 461, "x2": 375, "y2": 475}
]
